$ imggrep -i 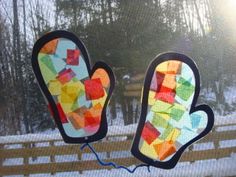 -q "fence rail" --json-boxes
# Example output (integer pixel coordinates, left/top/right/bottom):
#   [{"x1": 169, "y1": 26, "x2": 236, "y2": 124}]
[{"x1": 0, "y1": 120, "x2": 236, "y2": 176}]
